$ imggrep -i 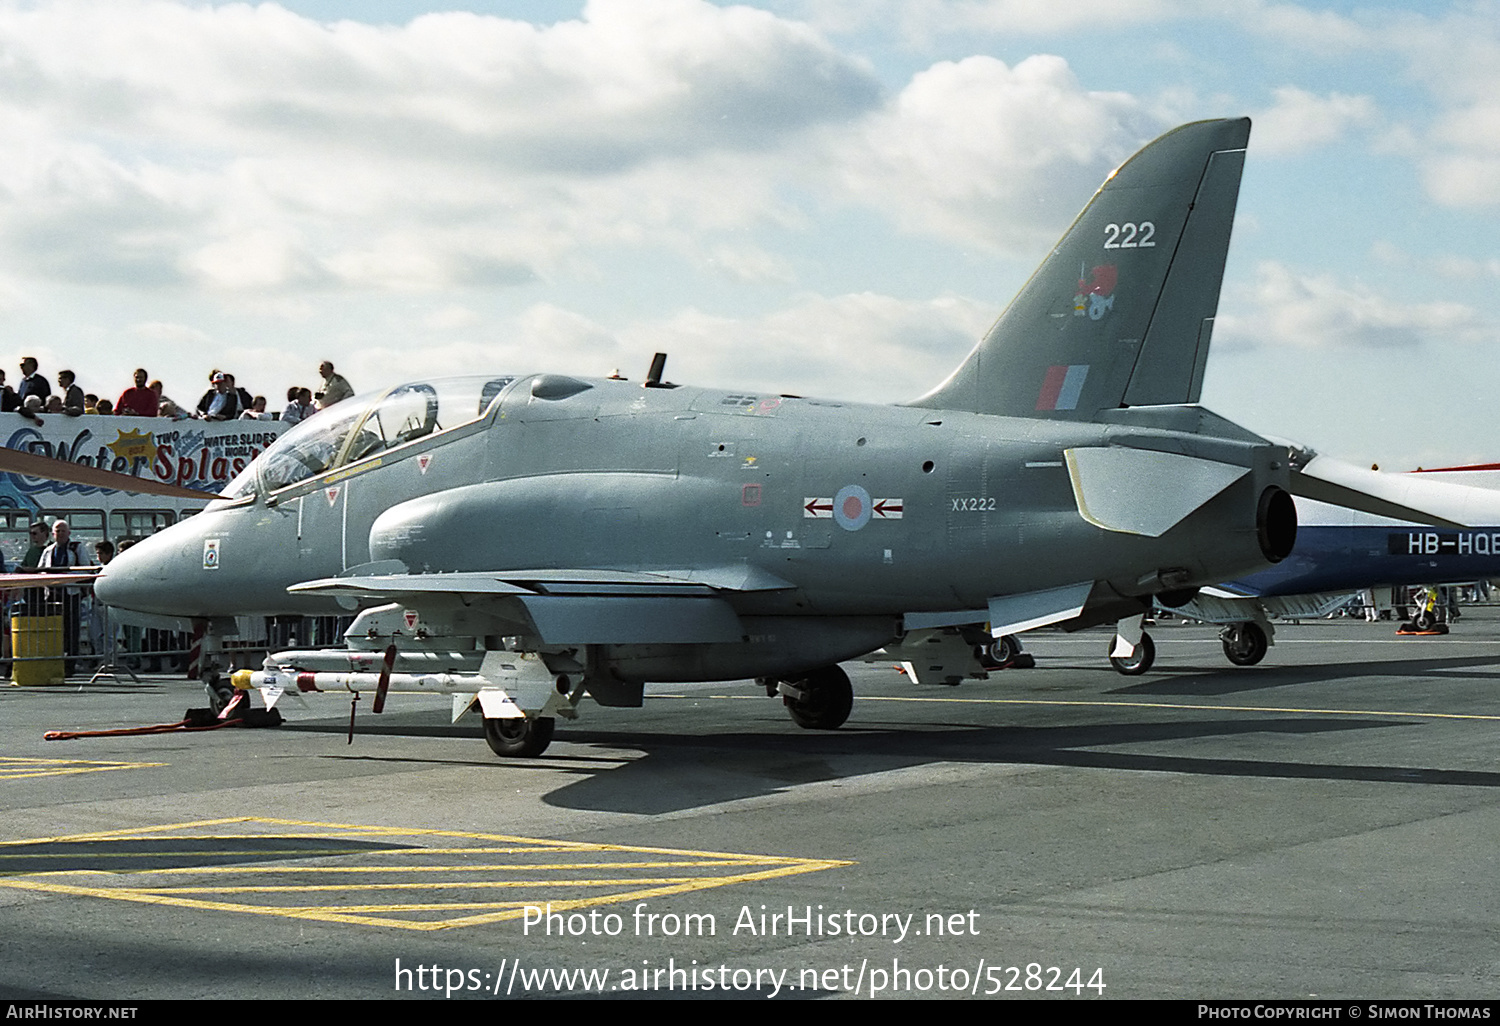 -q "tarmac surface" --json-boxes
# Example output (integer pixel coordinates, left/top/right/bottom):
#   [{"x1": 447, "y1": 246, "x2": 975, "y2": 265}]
[{"x1": 2, "y1": 611, "x2": 1499, "y2": 1001}]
